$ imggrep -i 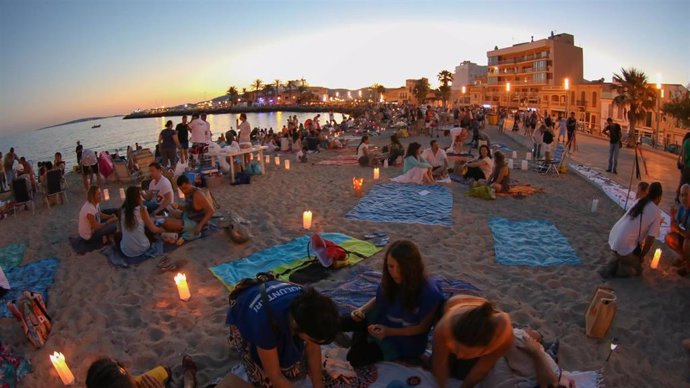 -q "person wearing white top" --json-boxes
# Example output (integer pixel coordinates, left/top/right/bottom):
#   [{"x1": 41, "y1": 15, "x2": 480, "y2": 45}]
[
  {"x1": 201, "y1": 113, "x2": 212, "y2": 143},
  {"x1": 189, "y1": 113, "x2": 208, "y2": 144},
  {"x1": 142, "y1": 163, "x2": 174, "y2": 216},
  {"x1": 120, "y1": 186, "x2": 164, "y2": 258},
  {"x1": 601, "y1": 182, "x2": 663, "y2": 278},
  {"x1": 421, "y1": 140, "x2": 448, "y2": 178},
  {"x1": 78, "y1": 186, "x2": 118, "y2": 244}
]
